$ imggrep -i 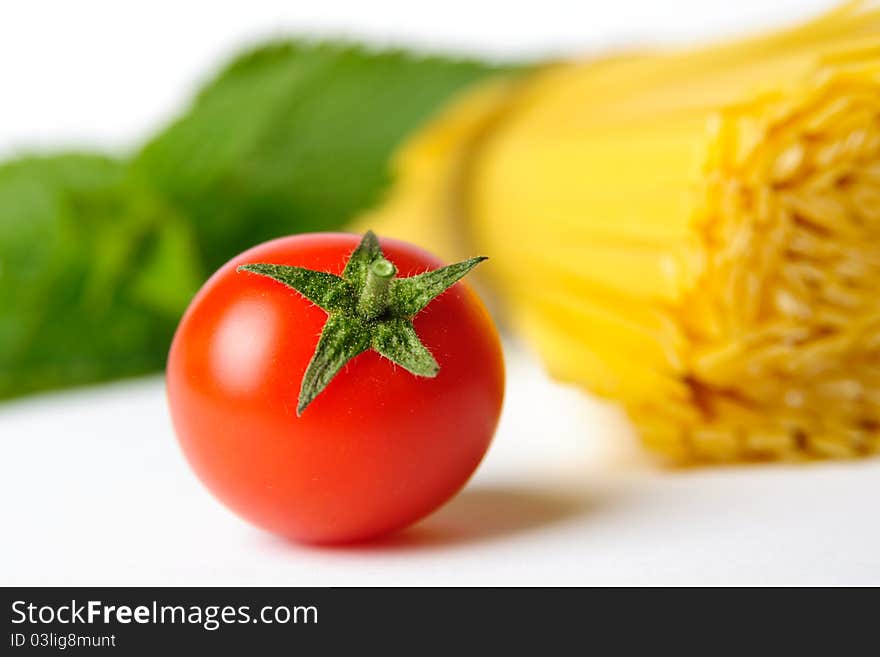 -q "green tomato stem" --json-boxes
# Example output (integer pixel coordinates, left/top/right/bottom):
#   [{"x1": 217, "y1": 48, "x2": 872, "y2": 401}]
[
  {"x1": 357, "y1": 257, "x2": 396, "y2": 320},
  {"x1": 238, "y1": 230, "x2": 486, "y2": 414}
]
